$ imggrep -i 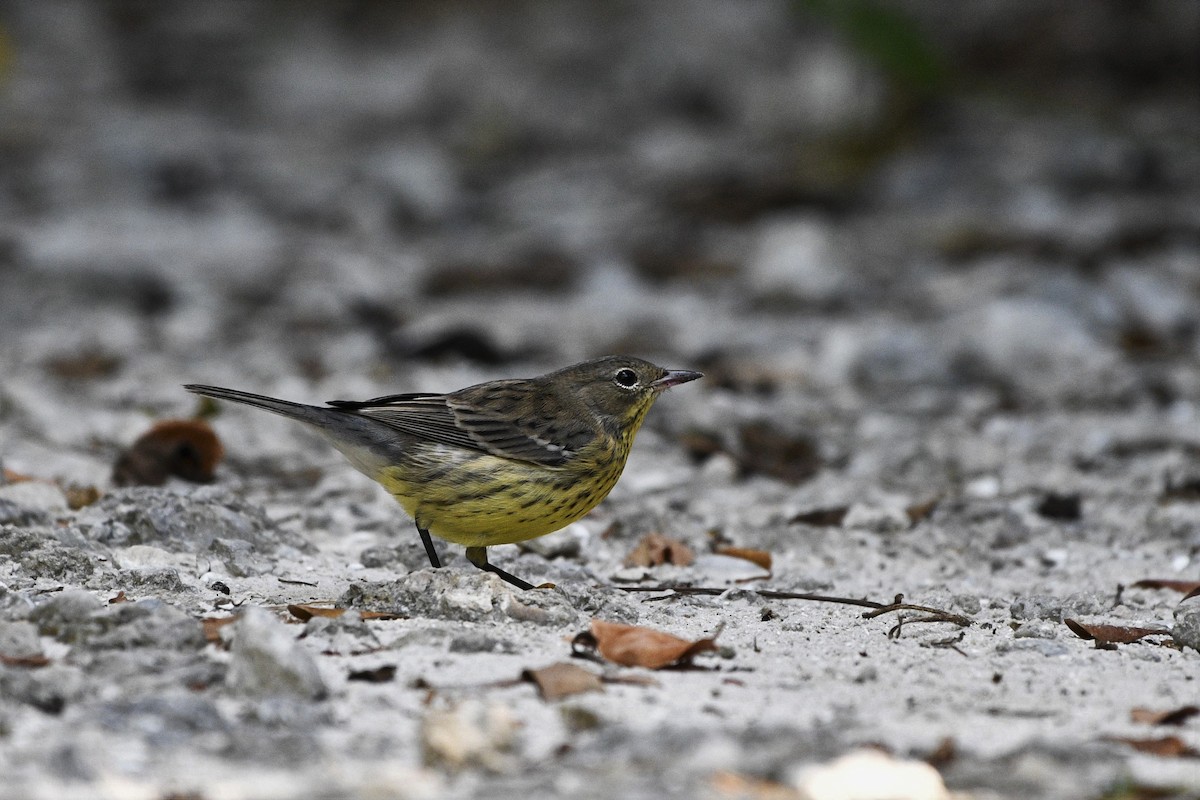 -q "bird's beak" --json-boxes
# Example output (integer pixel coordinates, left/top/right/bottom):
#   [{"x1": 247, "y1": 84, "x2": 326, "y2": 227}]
[{"x1": 650, "y1": 369, "x2": 703, "y2": 390}]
